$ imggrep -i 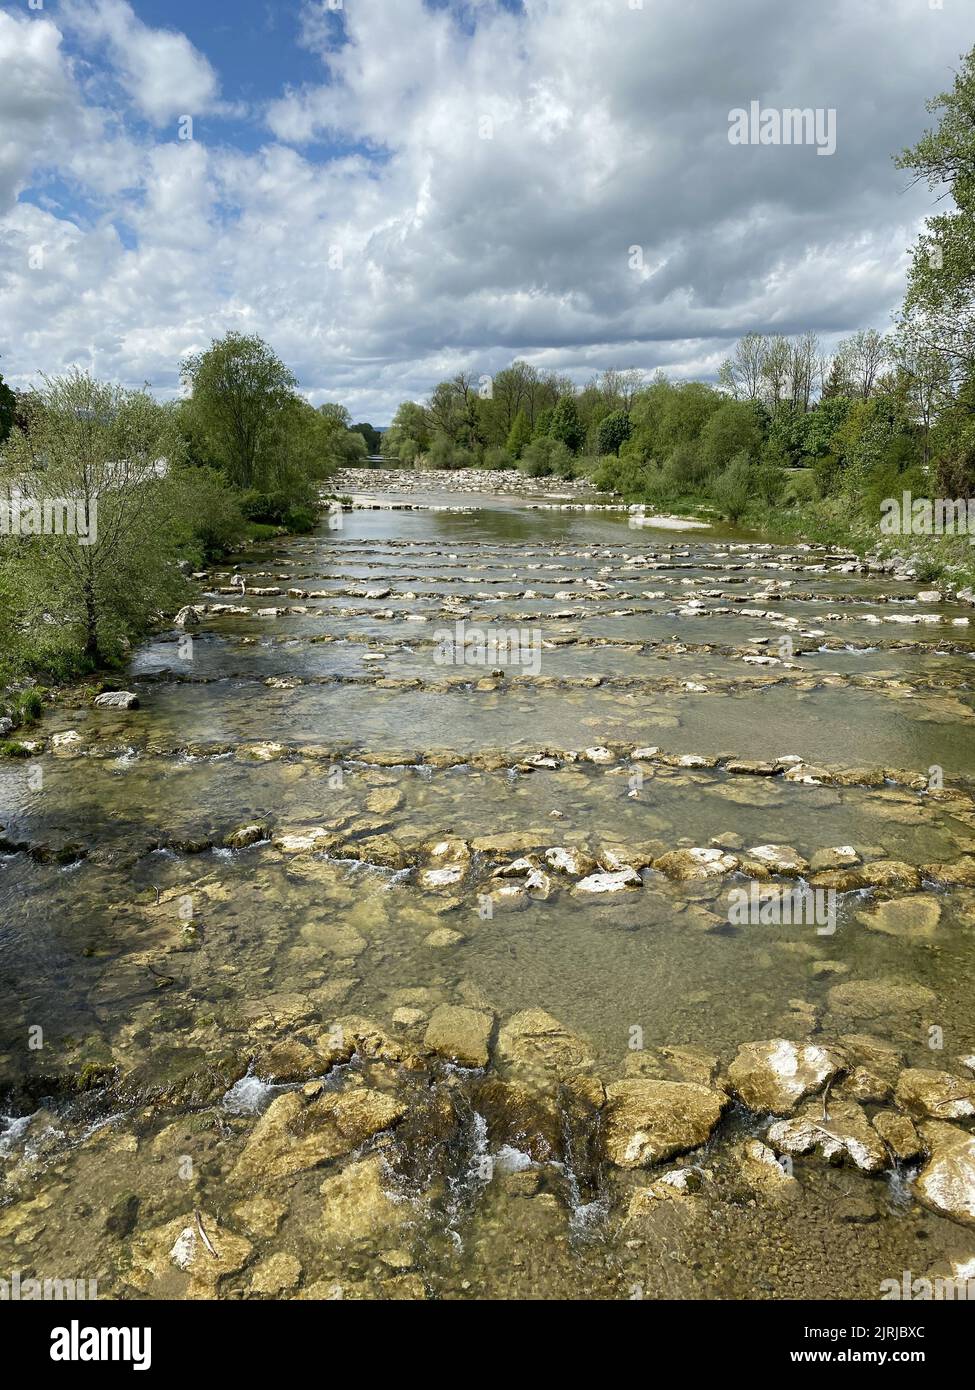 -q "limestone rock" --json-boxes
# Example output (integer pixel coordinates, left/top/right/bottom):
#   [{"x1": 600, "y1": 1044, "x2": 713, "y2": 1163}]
[
  {"x1": 859, "y1": 860, "x2": 921, "y2": 893},
  {"x1": 894, "y1": 1068, "x2": 975, "y2": 1120},
  {"x1": 128, "y1": 1212, "x2": 252, "y2": 1298},
  {"x1": 572, "y1": 867, "x2": 641, "y2": 895},
  {"x1": 602, "y1": 1079, "x2": 726, "y2": 1168},
  {"x1": 727, "y1": 1039, "x2": 842, "y2": 1115},
  {"x1": 743, "y1": 844, "x2": 809, "y2": 877},
  {"x1": 826, "y1": 978, "x2": 936, "y2": 1028},
  {"x1": 423, "y1": 927, "x2": 465, "y2": 948},
  {"x1": 225, "y1": 823, "x2": 269, "y2": 849},
  {"x1": 767, "y1": 1099, "x2": 887, "y2": 1172},
  {"x1": 624, "y1": 1045, "x2": 719, "y2": 1088},
  {"x1": 231, "y1": 1197, "x2": 287, "y2": 1238},
  {"x1": 94, "y1": 690, "x2": 140, "y2": 710},
  {"x1": 418, "y1": 864, "x2": 466, "y2": 889},
  {"x1": 424, "y1": 1005, "x2": 493, "y2": 1068},
  {"x1": 232, "y1": 1087, "x2": 406, "y2": 1184},
  {"x1": 871, "y1": 1110, "x2": 924, "y2": 1164},
  {"x1": 810, "y1": 846, "x2": 860, "y2": 871},
  {"x1": 653, "y1": 847, "x2": 739, "y2": 881},
  {"x1": 496, "y1": 1009, "x2": 594, "y2": 1085},
  {"x1": 249, "y1": 1252, "x2": 302, "y2": 1295},
  {"x1": 737, "y1": 1138, "x2": 802, "y2": 1203},
  {"x1": 915, "y1": 1123, "x2": 975, "y2": 1226},
  {"x1": 859, "y1": 896, "x2": 941, "y2": 939},
  {"x1": 544, "y1": 845, "x2": 597, "y2": 877},
  {"x1": 319, "y1": 1155, "x2": 412, "y2": 1247}
]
